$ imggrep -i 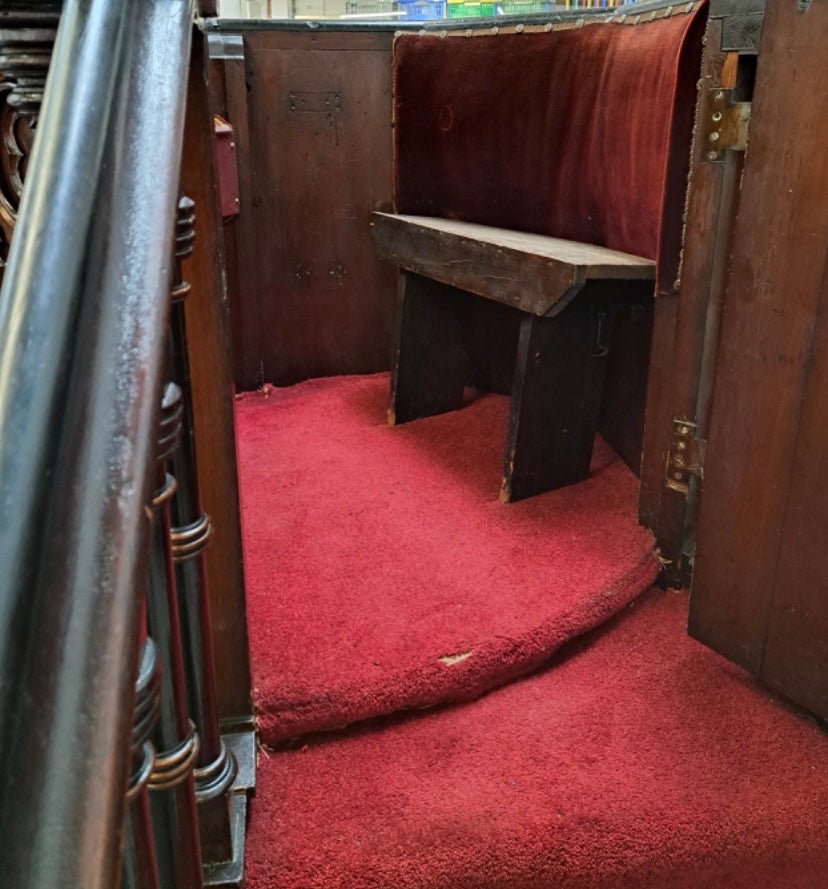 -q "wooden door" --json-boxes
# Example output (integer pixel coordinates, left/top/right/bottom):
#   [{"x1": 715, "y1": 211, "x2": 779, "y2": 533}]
[{"x1": 689, "y1": 0, "x2": 828, "y2": 720}]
